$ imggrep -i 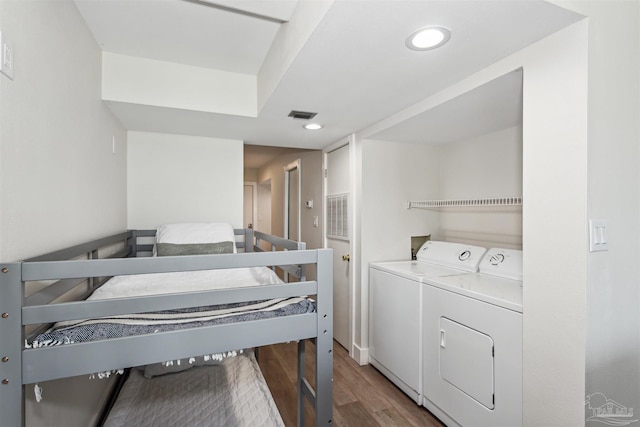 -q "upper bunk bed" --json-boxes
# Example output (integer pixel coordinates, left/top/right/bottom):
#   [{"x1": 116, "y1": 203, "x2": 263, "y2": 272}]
[{"x1": 0, "y1": 223, "x2": 333, "y2": 426}]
